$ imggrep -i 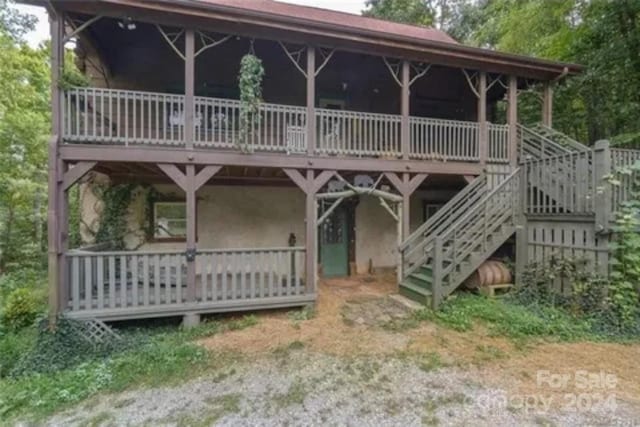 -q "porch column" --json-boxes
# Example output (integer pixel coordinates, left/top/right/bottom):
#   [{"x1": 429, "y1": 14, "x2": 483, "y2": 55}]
[
  {"x1": 305, "y1": 170, "x2": 317, "y2": 292},
  {"x1": 507, "y1": 75, "x2": 518, "y2": 168},
  {"x1": 306, "y1": 46, "x2": 316, "y2": 155},
  {"x1": 185, "y1": 165, "x2": 196, "y2": 302},
  {"x1": 184, "y1": 29, "x2": 195, "y2": 149},
  {"x1": 48, "y1": 11, "x2": 65, "y2": 323},
  {"x1": 401, "y1": 60, "x2": 410, "y2": 159},
  {"x1": 542, "y1": 82, "x2": 553, "y2": 127},
  {"x1": 478, "y1": 71, "x2": 488, "y2": 166},
  {"x1": 384, "y1": 172, "x2": 428, "y2": 240}
]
